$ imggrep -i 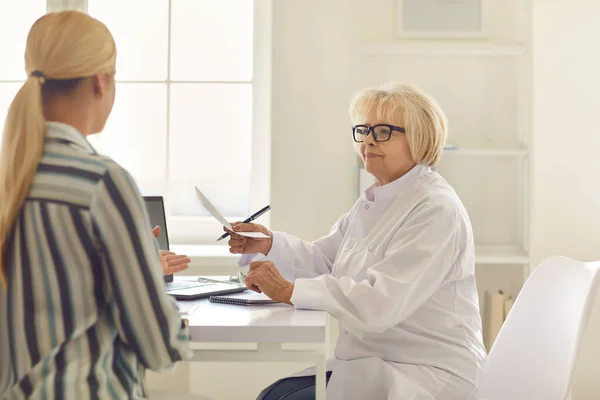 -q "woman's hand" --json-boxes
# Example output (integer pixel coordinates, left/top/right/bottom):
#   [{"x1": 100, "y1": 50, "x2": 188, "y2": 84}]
[
  {"x1": 227, "y1": 222, "x2": 273, "y2": 255},
  {"x1": 159, "y1": 251, "x2": 191, "y2": 275},
  {"x1": 245, "y1": 261, "x2": 294, "y2": 305},
  {"x1": 153, "y1": 225, "x2": 191, "y2": 274}
]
